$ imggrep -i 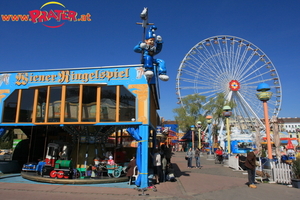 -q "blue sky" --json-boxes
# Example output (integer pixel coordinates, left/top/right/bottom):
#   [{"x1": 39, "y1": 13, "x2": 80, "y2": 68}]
[{"x1": 1, "y1": 0, "x2": 300, "y2": 121}]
